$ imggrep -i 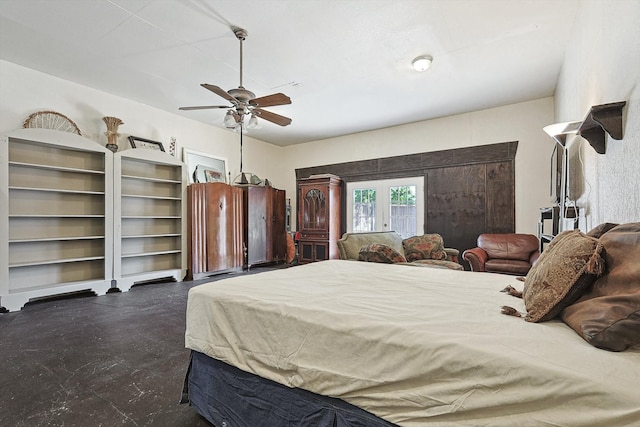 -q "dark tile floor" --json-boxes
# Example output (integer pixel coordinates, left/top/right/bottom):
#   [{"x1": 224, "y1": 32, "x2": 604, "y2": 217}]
[{"x1": 0, "y1": 266, "x2": 283, "y2": 427}]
